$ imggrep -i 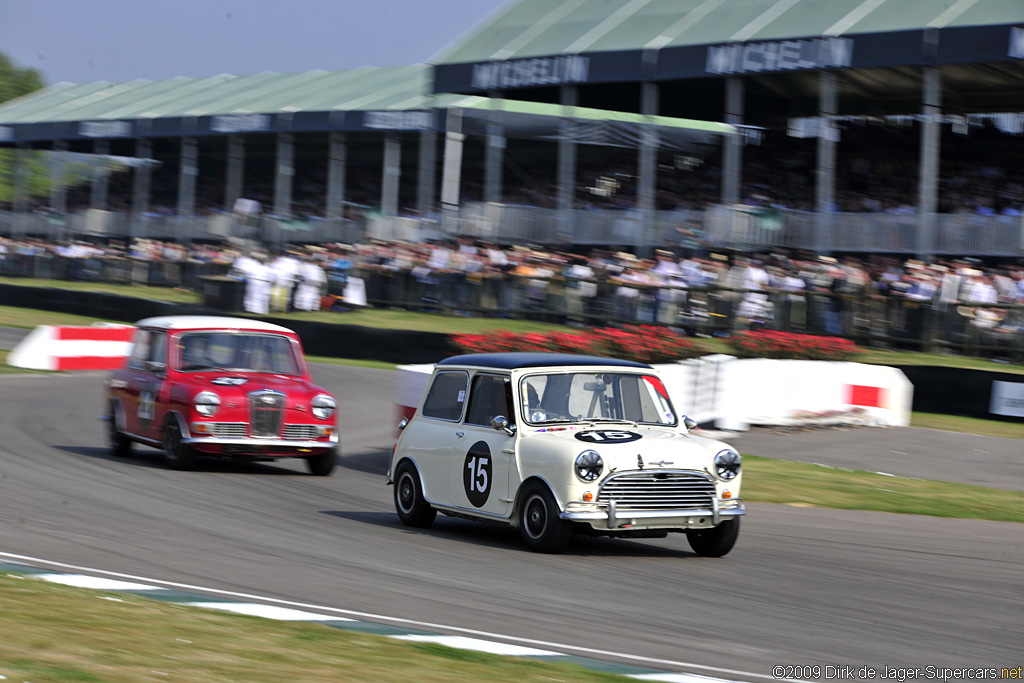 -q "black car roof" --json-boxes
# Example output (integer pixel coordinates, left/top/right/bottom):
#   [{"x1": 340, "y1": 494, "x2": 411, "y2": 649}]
[{"x1": 438, "y1": 353, "x2": 652, "y2": 370}]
